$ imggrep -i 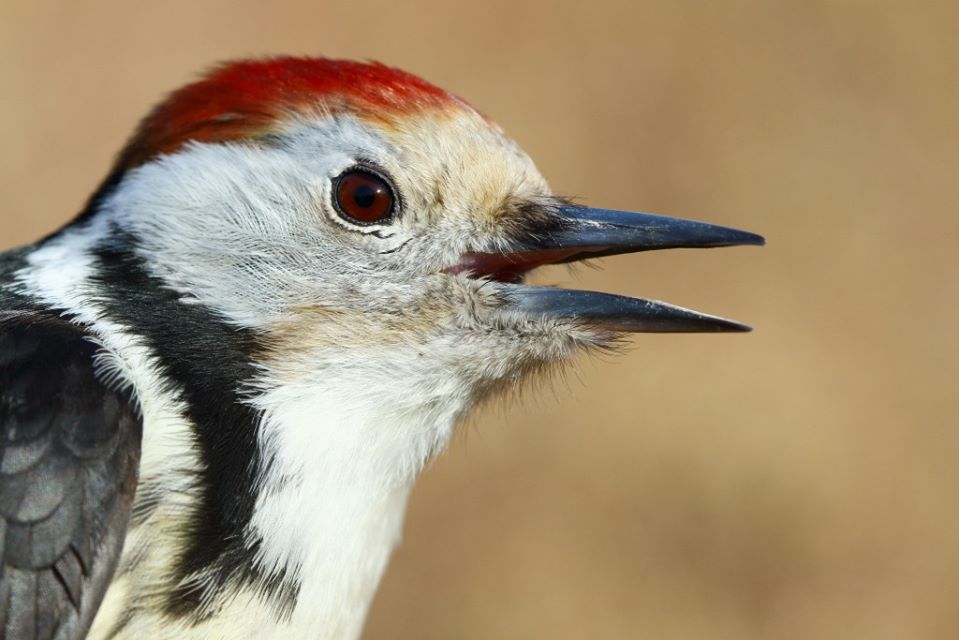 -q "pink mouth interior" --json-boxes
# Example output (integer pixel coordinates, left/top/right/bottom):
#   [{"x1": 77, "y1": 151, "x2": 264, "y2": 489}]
[{"x1": 446, "y1": 248, "x2": 584, "y2": 283}]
